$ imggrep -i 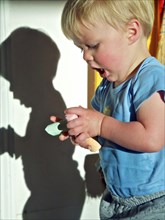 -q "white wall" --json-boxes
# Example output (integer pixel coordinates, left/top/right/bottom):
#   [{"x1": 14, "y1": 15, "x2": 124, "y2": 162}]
[{"x1": 0, "y1": 0, "x2": 102, "y2": 219}]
